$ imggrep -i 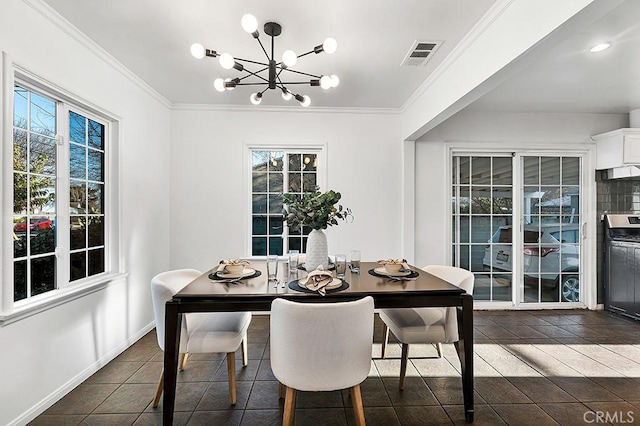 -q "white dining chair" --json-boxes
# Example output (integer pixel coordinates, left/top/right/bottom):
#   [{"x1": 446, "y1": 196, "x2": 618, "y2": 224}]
[
  {"x1": 150, "y1": 269, "x2": 251, "y2": 406},
  {"x1": 379, "y1": 265, "x2": 474, "y2": 390},
  {"x1": 270, "y1": 296, "x2": 374, "y2": 426}
]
